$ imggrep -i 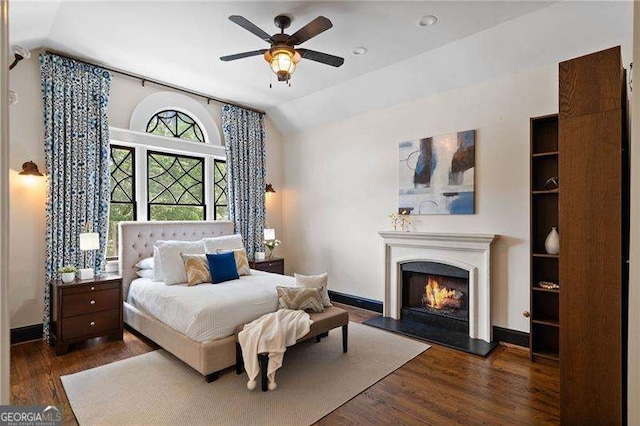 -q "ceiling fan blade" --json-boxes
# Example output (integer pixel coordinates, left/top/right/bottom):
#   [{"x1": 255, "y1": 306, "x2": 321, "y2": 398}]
[
  {"x1": 290, "y1": 16, "x2": 333, "y2": 45},
  {"x1": 297, "y1": 49, "x2": 344, "y2": 67},
  {"x1": 228, "y1": 15, "x2": 272, "y2": 42},
  {"x1": 220, "y1": 49, "x2": 268, "y2": 61}
]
